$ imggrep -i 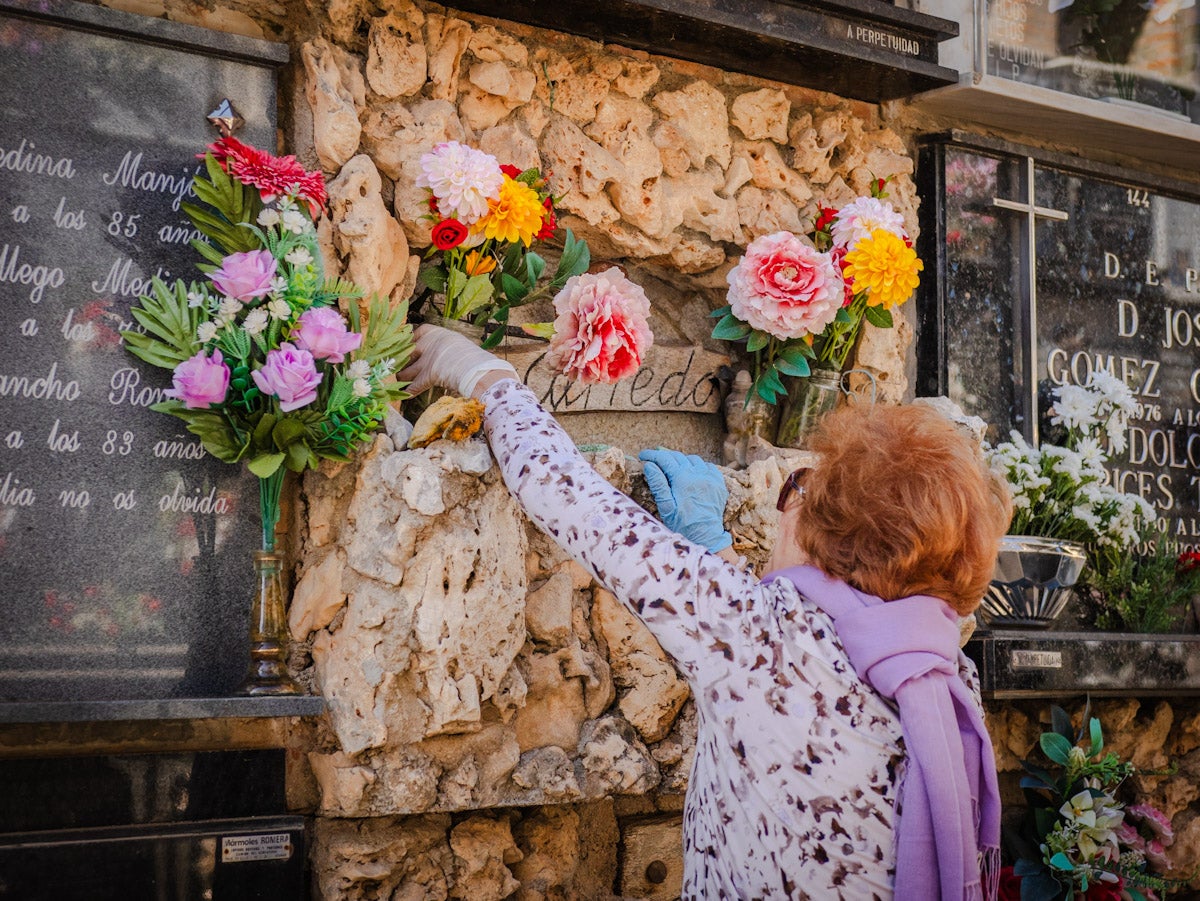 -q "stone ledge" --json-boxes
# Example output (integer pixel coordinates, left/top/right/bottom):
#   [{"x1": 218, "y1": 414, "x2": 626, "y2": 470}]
[
  {"x1": 967, "y1": 631, "x2": 1200, "y2": 699},
  {"x1": 0, "y1": 696, "x2": 326, "y2": 724}
]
